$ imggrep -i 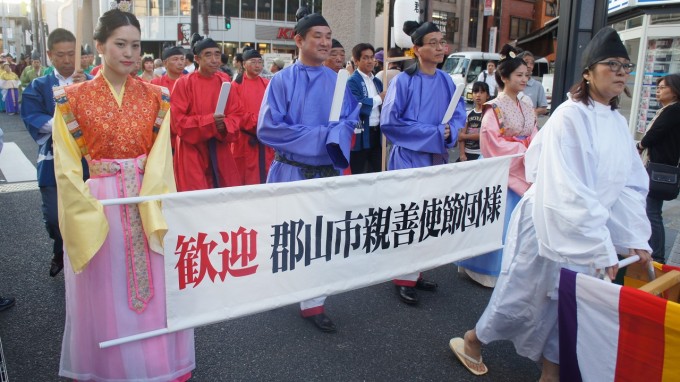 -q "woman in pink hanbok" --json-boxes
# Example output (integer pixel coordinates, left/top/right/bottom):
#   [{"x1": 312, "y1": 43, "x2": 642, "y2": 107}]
[
  {"x1": 457, "y1": 45, "x2": 538, "y2": 288},
  {"x1": 52, "y1": 8, "x2": 194, "y2": 381}
]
